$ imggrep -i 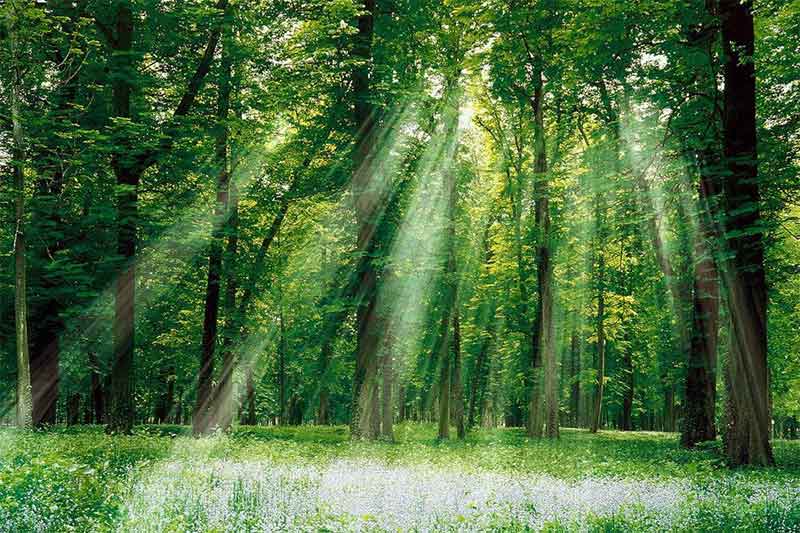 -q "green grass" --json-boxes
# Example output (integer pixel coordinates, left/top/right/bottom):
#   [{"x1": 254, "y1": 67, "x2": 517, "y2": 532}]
[{"x1": 0, "y1": 423, "x2": 798, "y2": 532}]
